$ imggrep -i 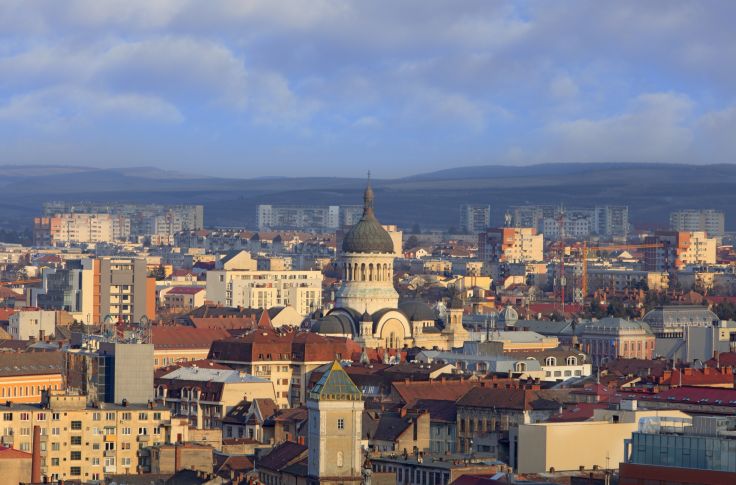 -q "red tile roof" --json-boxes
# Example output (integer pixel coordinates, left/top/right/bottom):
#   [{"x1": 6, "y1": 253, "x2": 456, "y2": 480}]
[
  {"x1": 152, "y1": 326, "x2": 232, "y2": 349},
  {"x1": 547, "y1": 402, "x2": 608, "y2": 422},
  {"x1": 0, "y1": 445, "x2": 32, "y2": 459},
  {"x1": 168, "y1": 286, "x2": 205, "y2": 295}
]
